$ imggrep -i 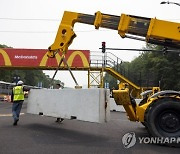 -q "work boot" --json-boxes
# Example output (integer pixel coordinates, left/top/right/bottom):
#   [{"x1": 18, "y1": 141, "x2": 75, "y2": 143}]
[
  {"x1": 59, "y1": 118, "x2": 64, "y2": 122},
  {"x1": 13, "y1": 119, "x2": 19, "y2": 126},
  {"x1": 55, "y1": 118, "x2": 60, "y2": 122},
  {"x1": 55, "y1": 118, "x2": 64, "y2": 123}
]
